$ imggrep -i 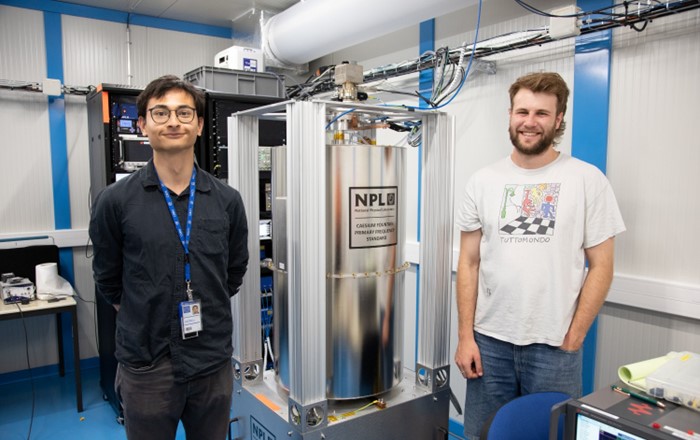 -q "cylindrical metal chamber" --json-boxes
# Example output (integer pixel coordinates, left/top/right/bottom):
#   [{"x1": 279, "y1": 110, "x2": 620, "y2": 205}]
[{"x1": 272, "y1": 143, "x2": 406, "y2": 400}]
